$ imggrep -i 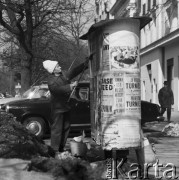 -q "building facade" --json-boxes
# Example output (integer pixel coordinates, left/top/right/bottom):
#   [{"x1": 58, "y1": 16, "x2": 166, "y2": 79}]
[{"x1": 95, "y1": 0, "x2": 179, "y2": 111}]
